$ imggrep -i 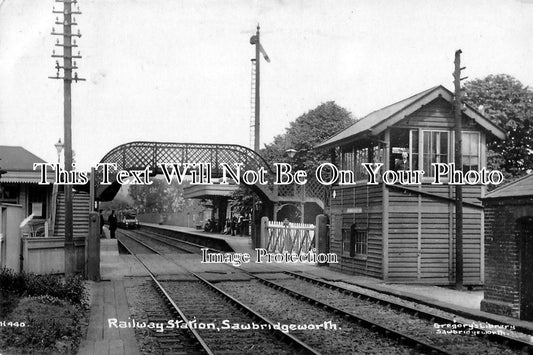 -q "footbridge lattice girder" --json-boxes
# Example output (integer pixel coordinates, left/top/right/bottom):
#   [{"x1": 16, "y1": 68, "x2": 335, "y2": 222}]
[{"x1": 97, "y1": 141, "x2": 325, "y2": 208}]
